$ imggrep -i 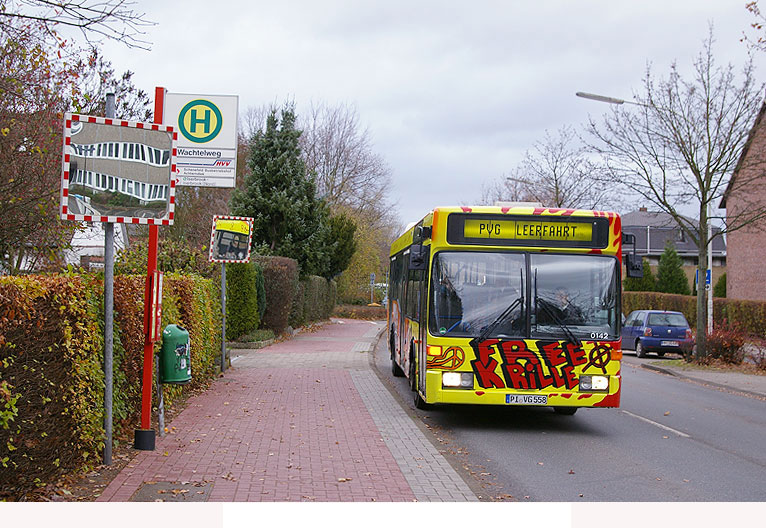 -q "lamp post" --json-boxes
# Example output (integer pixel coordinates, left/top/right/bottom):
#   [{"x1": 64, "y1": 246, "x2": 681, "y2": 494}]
[{"x1": 577, "y1": 90, "x2": 714, "y2": 337}]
